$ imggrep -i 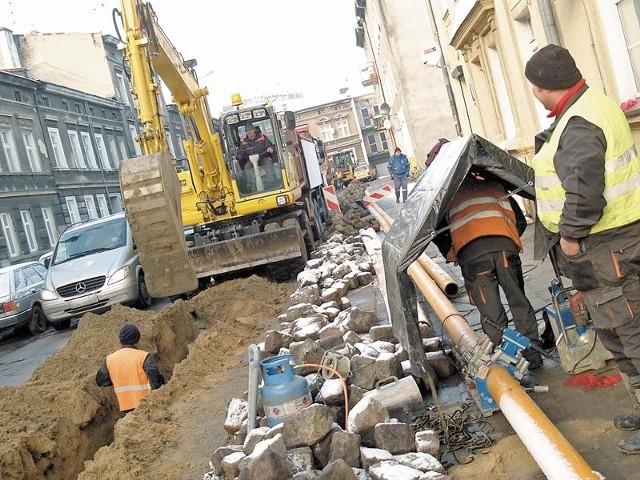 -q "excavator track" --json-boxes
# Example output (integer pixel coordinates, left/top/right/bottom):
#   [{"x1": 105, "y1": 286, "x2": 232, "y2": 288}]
[{"x1": 120, "y1": 152, "x2": 199, "y2": 298}]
